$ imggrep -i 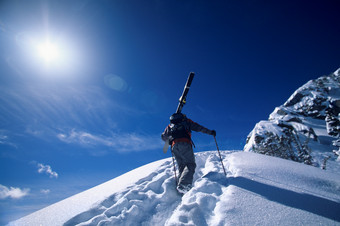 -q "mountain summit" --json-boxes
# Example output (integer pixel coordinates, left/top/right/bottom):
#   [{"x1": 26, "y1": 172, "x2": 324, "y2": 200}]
[{"x1": 244, "y1": 68, "x2": 340, "y2": 172}]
